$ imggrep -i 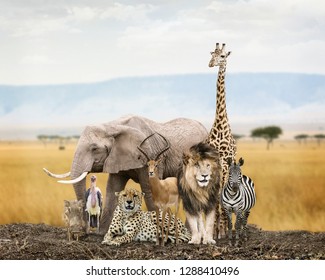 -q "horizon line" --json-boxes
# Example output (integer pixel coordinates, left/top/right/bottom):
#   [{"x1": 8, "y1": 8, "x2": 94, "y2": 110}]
[{"x1": 1, "y1": 71, "x2": 324, "y2": 87}]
